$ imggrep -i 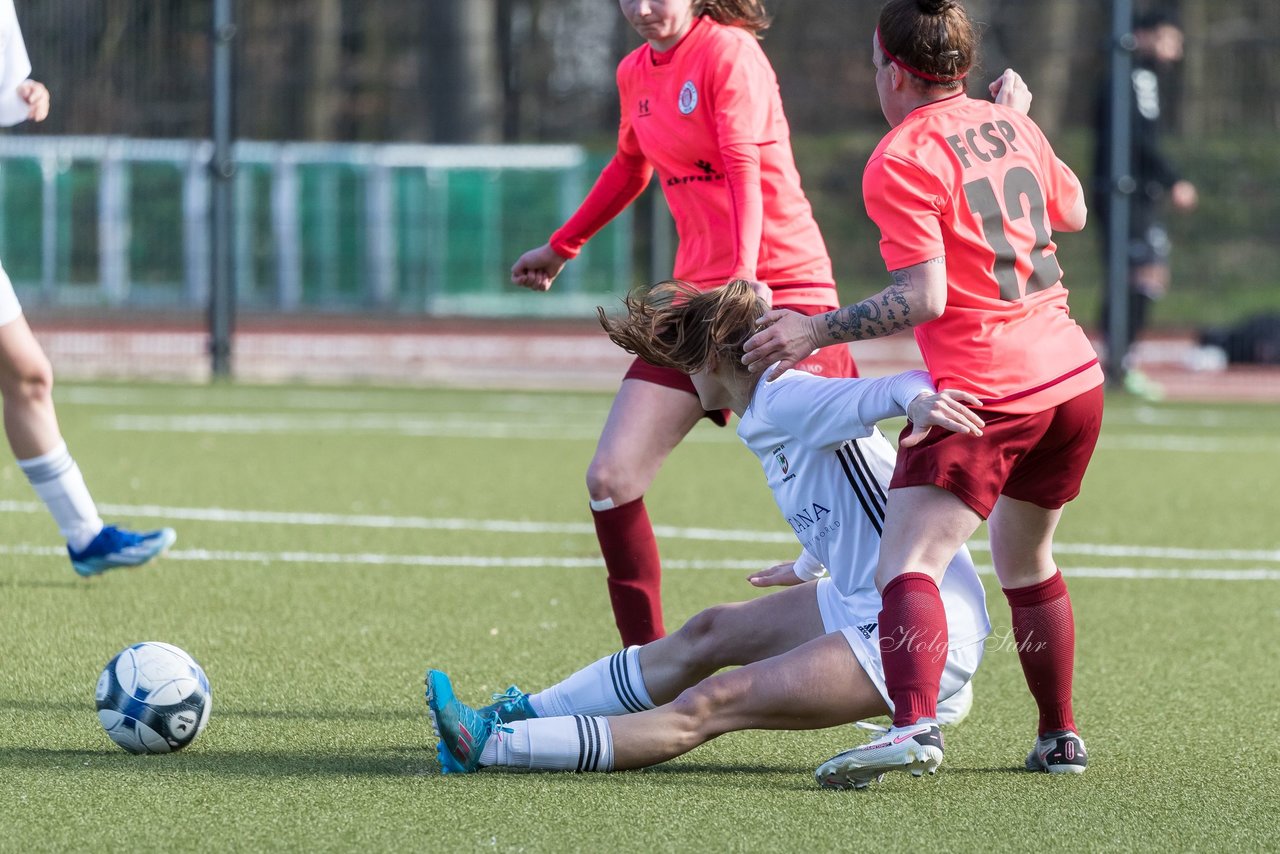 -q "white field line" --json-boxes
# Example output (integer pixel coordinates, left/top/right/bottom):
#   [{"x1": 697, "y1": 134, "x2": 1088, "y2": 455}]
[
  {"x1": 91, "y1": 412, "x2": 1280, "y2": 453},
  {"x1": 97, "y1": 413, "x2": 610, "y2": 442},
  {"x1": 1, "y1": 499, "x2": 1277, "y2": 564},
  {"x1": 59, "y1": 386, "x2": 610, "y2": 415},
  {"x1": 1094, "y1": 435, "x2": 1280, "y2": 454},
  {"x1": 0, "y1": 543, "x2": 1275, "y2": 581}
]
